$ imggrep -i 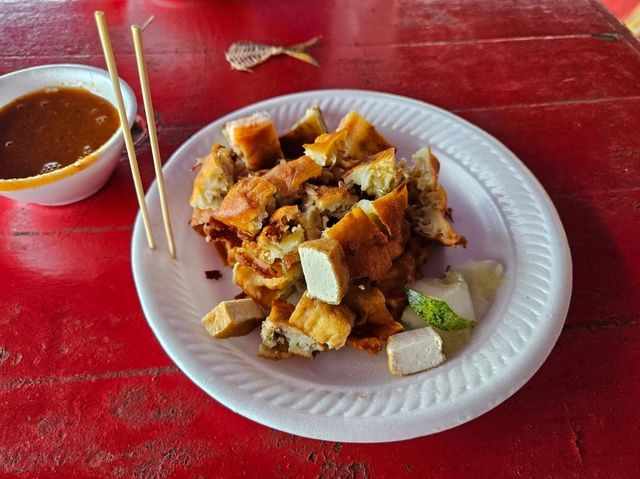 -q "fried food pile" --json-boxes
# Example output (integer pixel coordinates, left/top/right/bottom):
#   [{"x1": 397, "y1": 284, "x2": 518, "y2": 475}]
[{"x1": 190, "y1": 107, "x2": 465, "y2": 360}]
